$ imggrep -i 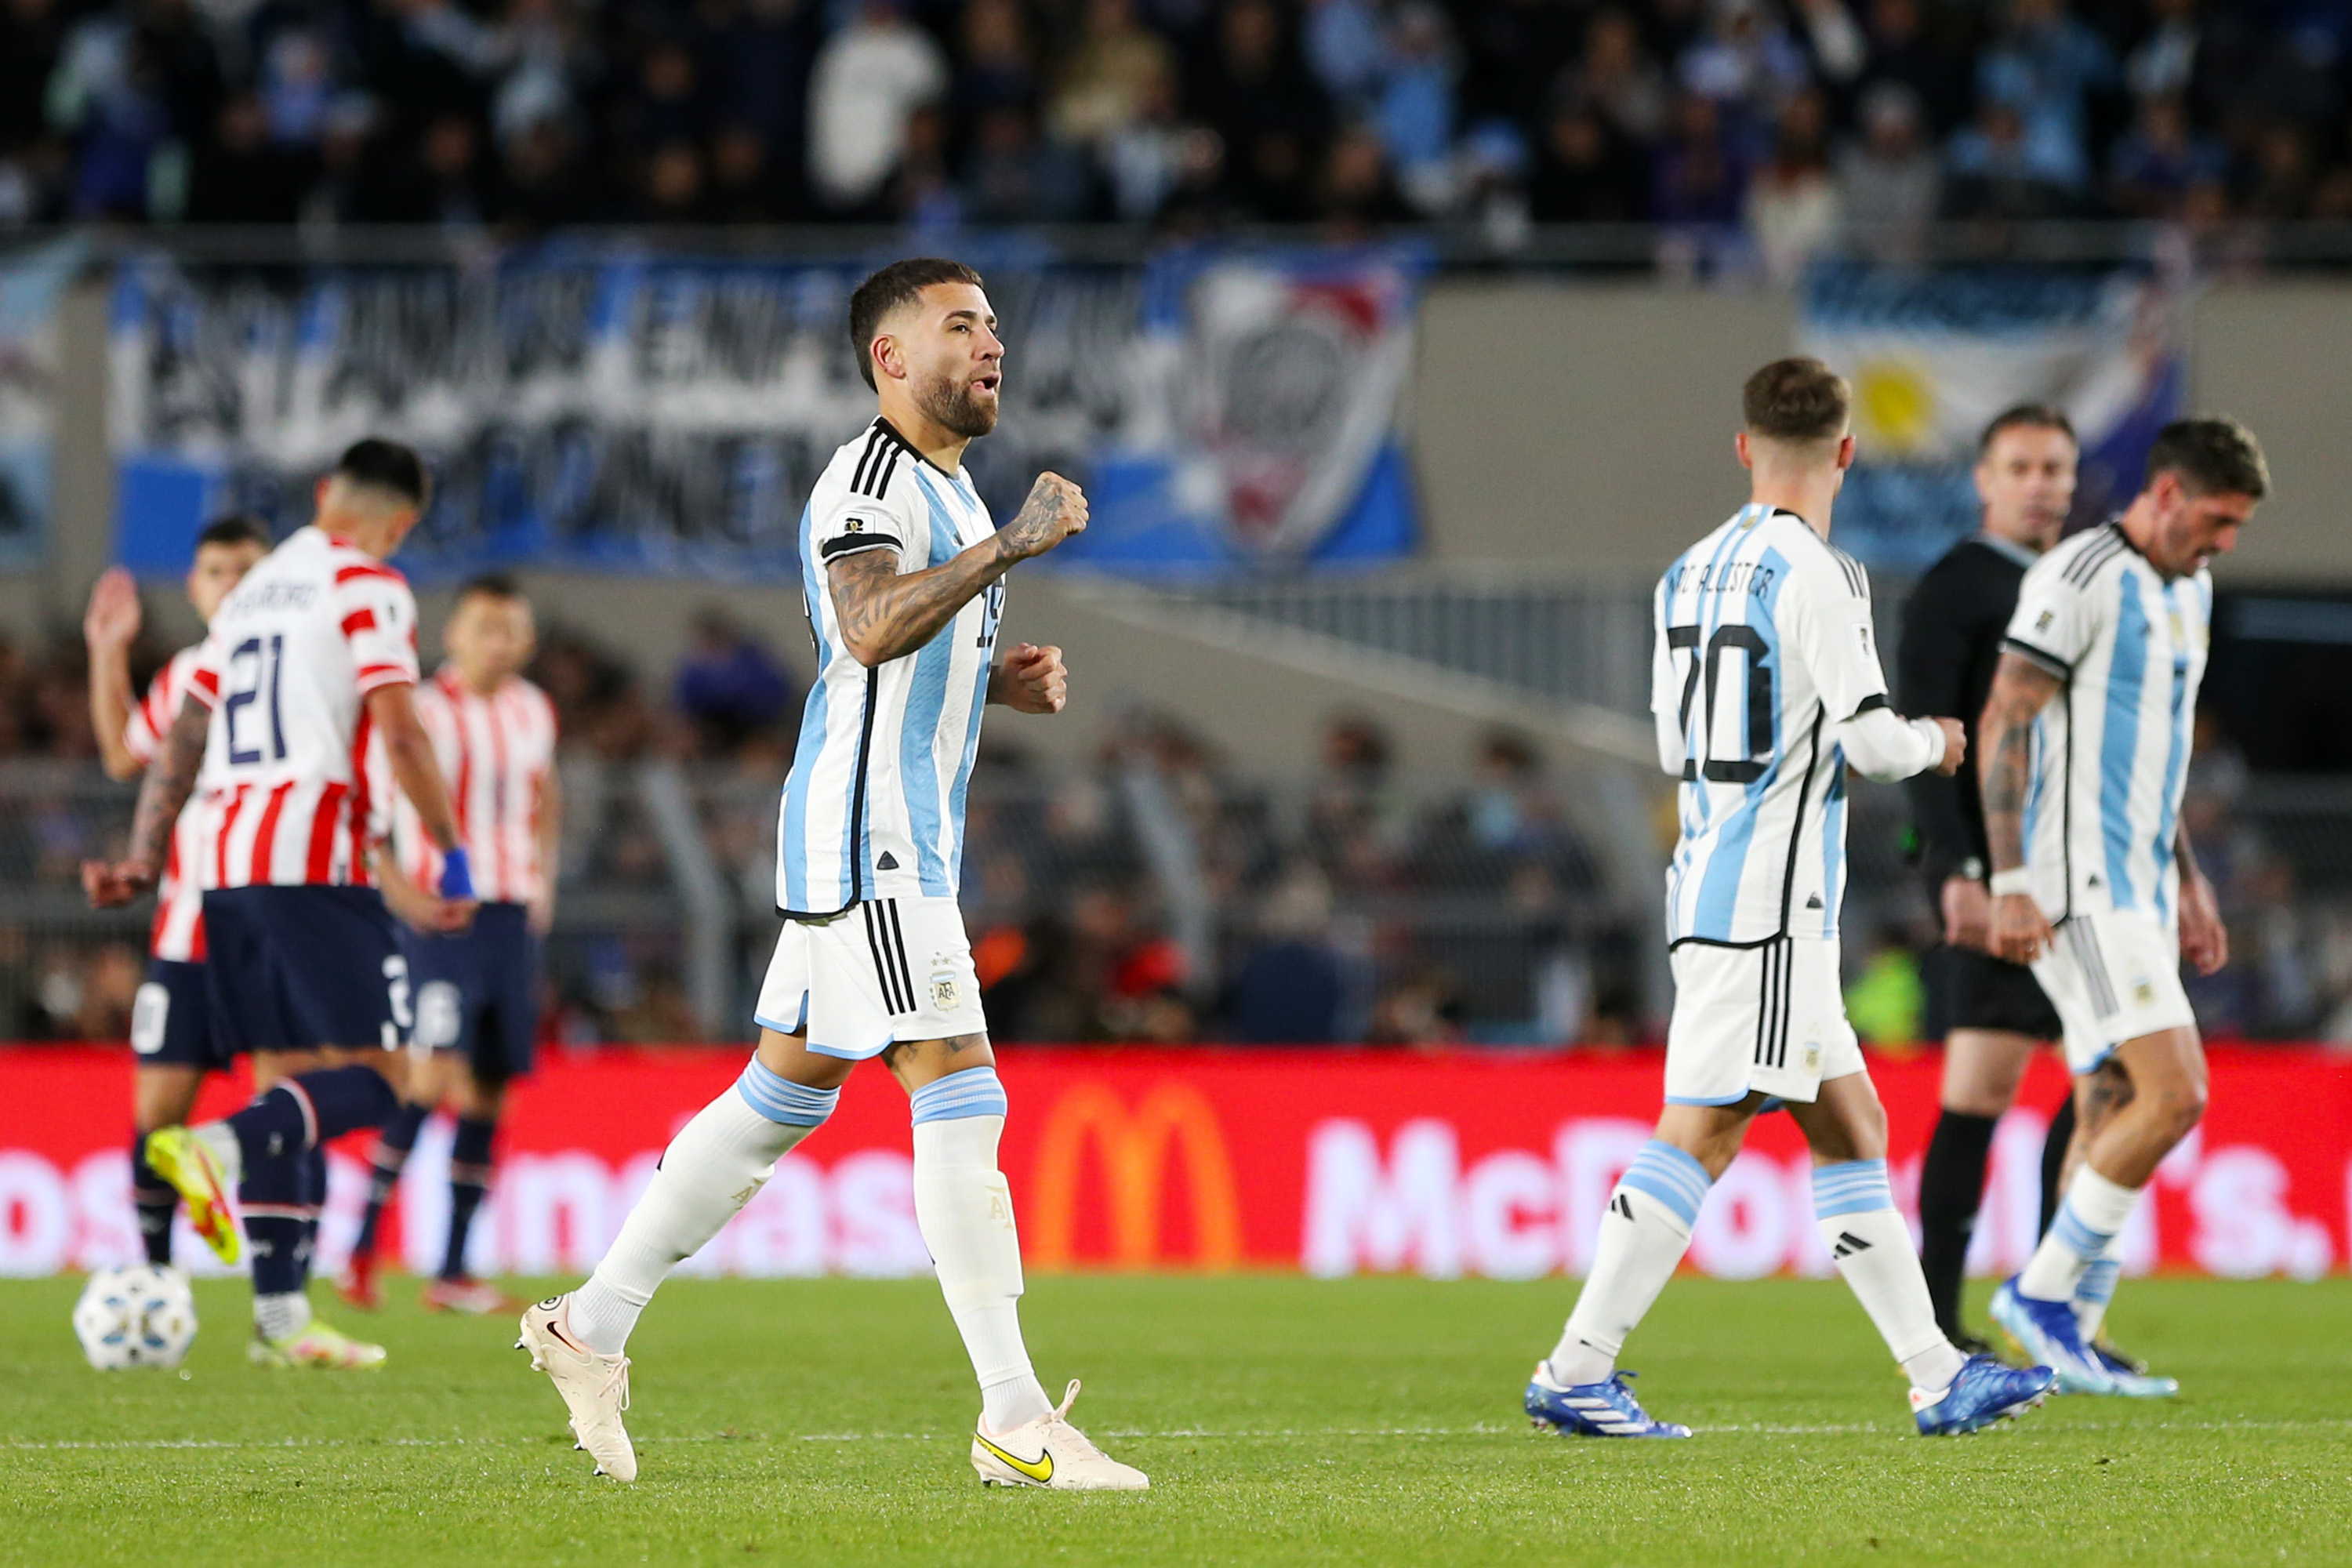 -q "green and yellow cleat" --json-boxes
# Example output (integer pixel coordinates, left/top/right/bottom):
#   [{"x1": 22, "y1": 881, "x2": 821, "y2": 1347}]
[
  {"x1": 249, "y1": 1319, "x2": 387, "y2": 1370},
  {"x1": 143, "y1": 1126, "x2": 240, "y2": 1266}
]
